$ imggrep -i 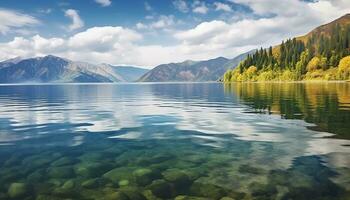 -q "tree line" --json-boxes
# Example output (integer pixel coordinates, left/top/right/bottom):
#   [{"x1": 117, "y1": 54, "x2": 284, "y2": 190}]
[{"x1": 224, "y1": 23, "x2": 350, "y2": 81}]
